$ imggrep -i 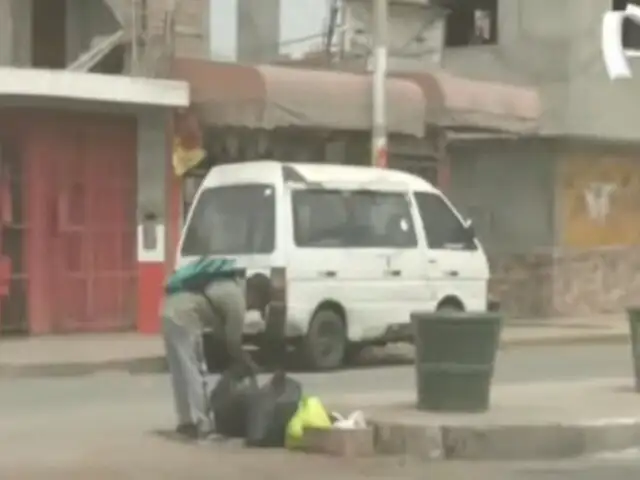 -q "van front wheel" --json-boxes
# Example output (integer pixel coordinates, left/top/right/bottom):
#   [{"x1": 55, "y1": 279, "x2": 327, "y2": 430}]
[{"x1": 300, "y1": 309, "x2": 347, "y2": 370}]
